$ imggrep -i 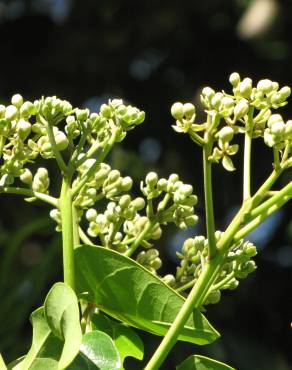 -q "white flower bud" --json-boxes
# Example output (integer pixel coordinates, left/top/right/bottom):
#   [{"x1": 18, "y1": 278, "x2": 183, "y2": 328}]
[
  {"x1": 285, "y1": 120, "x2": 292, "y2": 138},
  {"x1": 108, "y1": 170, "x2": 120, "y2": 183},
  {"x1": 100, "y1": 104, "x2": 112, "y2": 118},
  {"x1": 221, "y1": 97, "x2": 234, "y2": 109},
  {"x1": 202, "y1": 87, "x2": 215, "y2": 98},
  {"x1": 131, "y1": 197, "x2": 145, "y2": 211},
  {"x1": 278, "y1": 86, "x2": 291, "y2": 100},
  {"x1": 211, "y1": 93, "x2": 223, "y2": 109},
  {"x1": 180, "y1": 184, "x2": 193, "y2": 197},
  {"x1": 86, "y1": 208, "x2": 97, "y2": 222},
  {"x1": 267, "y1": 114, "x2": 283, "y2": 128},
  {"x1": 169, "y1": 174, "x2": 179, "y2": 183},
  {"x1": 36, "y1": 167, "x2": 49, "y2": 181},
  {"x1": 145, "y1": 172, "x2": 158, "y2": 187},
  {"x1": 183, "y1": 103, "x2": 195, "y2": 119},
  {"x1": 271, "y1": 121, "x2": 285, "y2": 136},
  {"x1": 5, "y1": 105, "x2": 18, "y2": 120},
  {"x1": 119, "y1": 195, "x2": 131, "y2": 209},
  {"x1": 121, "y1": 176, "x2": 133, "y2": 191},
  {"x1": 55, "y1": 131, "x2": 69, "y2": 151},
  {"x1": 171, "y1": 102, "x2": 184, "y2": 120},
  {"x1": 218, "y1": 126, "x2": 234, "y2": 142},
  {"x1": 50, "y1": 209, "x2": 61, "y2": 223},
  {"x1": 11, "y1": 94, "x2": 23, "y2": 108},
  {"x1": 20, "y1": 101, "x2": 36, "y2": 117},
  {"x1": 256, "y1": 79, "x2": 273, "y2": 94},
  {"x1": 239, "y1": 78, "x2": 252, "y2": 98},
  {"x1": 234, "y1": 100, "x2": 249, "y2": 119},
  {"x1": 76, "y1": 108, "x2": 89, "y2": 121},
  {"x1": 229, "y1": 72, "x2": 240, "y2": 87},
  {"x1": 20, "y1": 168, "x2": 33, "y2": 185},
  {"x1": 17, "y1": 119, "x2": 31, "y2": 141}
]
